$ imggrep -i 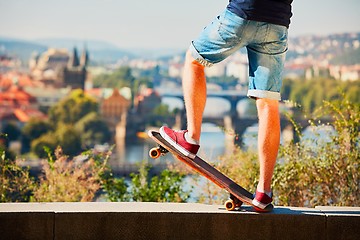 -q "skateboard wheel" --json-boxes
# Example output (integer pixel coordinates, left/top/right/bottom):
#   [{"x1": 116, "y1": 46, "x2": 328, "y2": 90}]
[
  {"x1": 149, "y1": 147, "x2": 161, "y2": 159},
  {"x1": 225, "y1": 200, "x2": 236, "y2": 211}
]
